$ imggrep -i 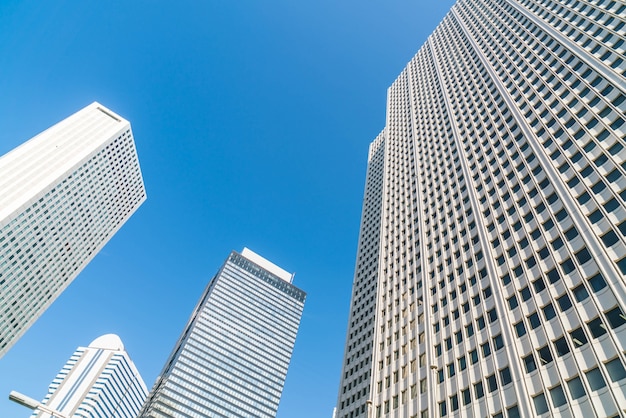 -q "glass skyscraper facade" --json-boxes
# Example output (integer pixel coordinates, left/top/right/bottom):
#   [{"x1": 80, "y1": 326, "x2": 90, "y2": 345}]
[
  {"x1": 30, "y1": 334, "x2": 148, "y2": 418},
  {"x1": 336, "y1": 1, "x2": 625, "y2": 417},
  {"x1": 139, "y1": 248, "x2": 306, "y2": 418},
  {"x1": 0, "y1": 102, "x2": 146, "y2": 358}
]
